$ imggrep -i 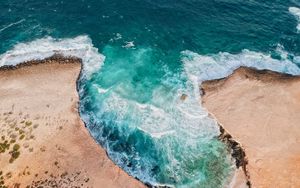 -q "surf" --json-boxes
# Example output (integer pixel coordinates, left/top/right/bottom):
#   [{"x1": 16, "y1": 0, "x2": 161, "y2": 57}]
[
  {"x1": 0, "y1": 35, "x2": 104, "y2": 78},
  {"x1": 1, "y1": 36, "x2": 300, "y2": 187},
  {"x1": 289, "y1": 7, "x2": 300, "y2": 31}
]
